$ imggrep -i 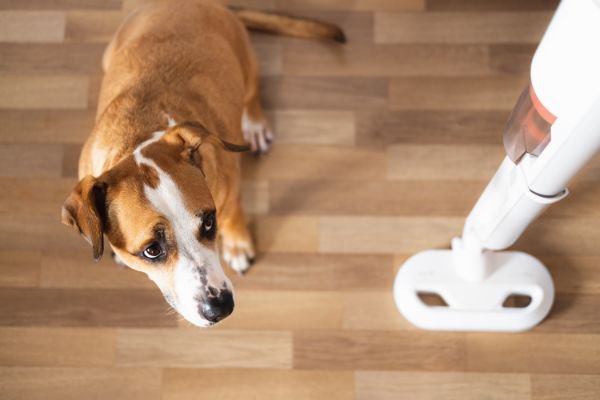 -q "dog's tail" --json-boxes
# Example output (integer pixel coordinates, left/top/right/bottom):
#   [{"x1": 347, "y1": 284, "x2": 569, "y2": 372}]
[{"x1": 230, "y1": 8, "x2": 346, "y2": 43}]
